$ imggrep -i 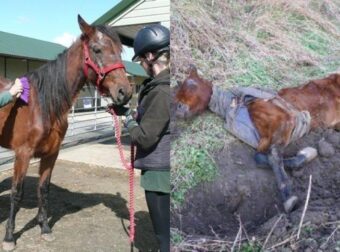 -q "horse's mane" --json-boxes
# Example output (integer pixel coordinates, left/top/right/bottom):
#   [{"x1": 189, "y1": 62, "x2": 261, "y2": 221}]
[
  {"x1": 27, "y1": 51, "x2": 70, "y2": 124},
  {"x1": 27, "y1": 25, "x2": 122, "y2": 124}
]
